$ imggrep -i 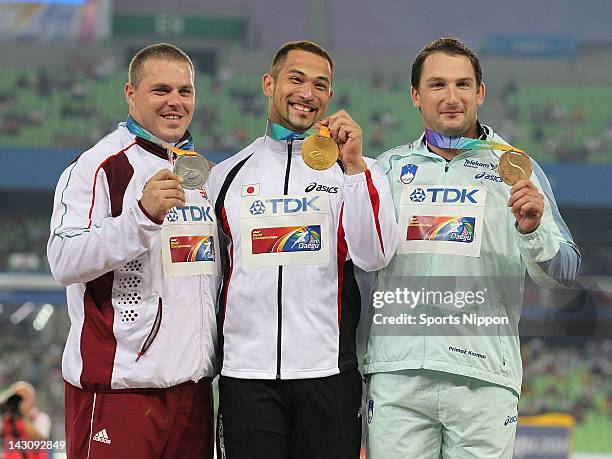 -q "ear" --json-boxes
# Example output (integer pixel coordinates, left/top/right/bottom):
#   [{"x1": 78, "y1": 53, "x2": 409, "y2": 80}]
[
  {"x1": 477, "y1": 82, "x2": 486, "y2": 106},
  {"x1": 262, "y1": 73, "x2": 274, "y2": 97},
  {"x1": 329, "y1": 87, "x2": 334, "y2": 100},
  {"x1": 125, "y1": 82, "x2": 135, "y2": 110},
  {"x1": 410, "y1": 86, "x2": 420, "y2": 109}
]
